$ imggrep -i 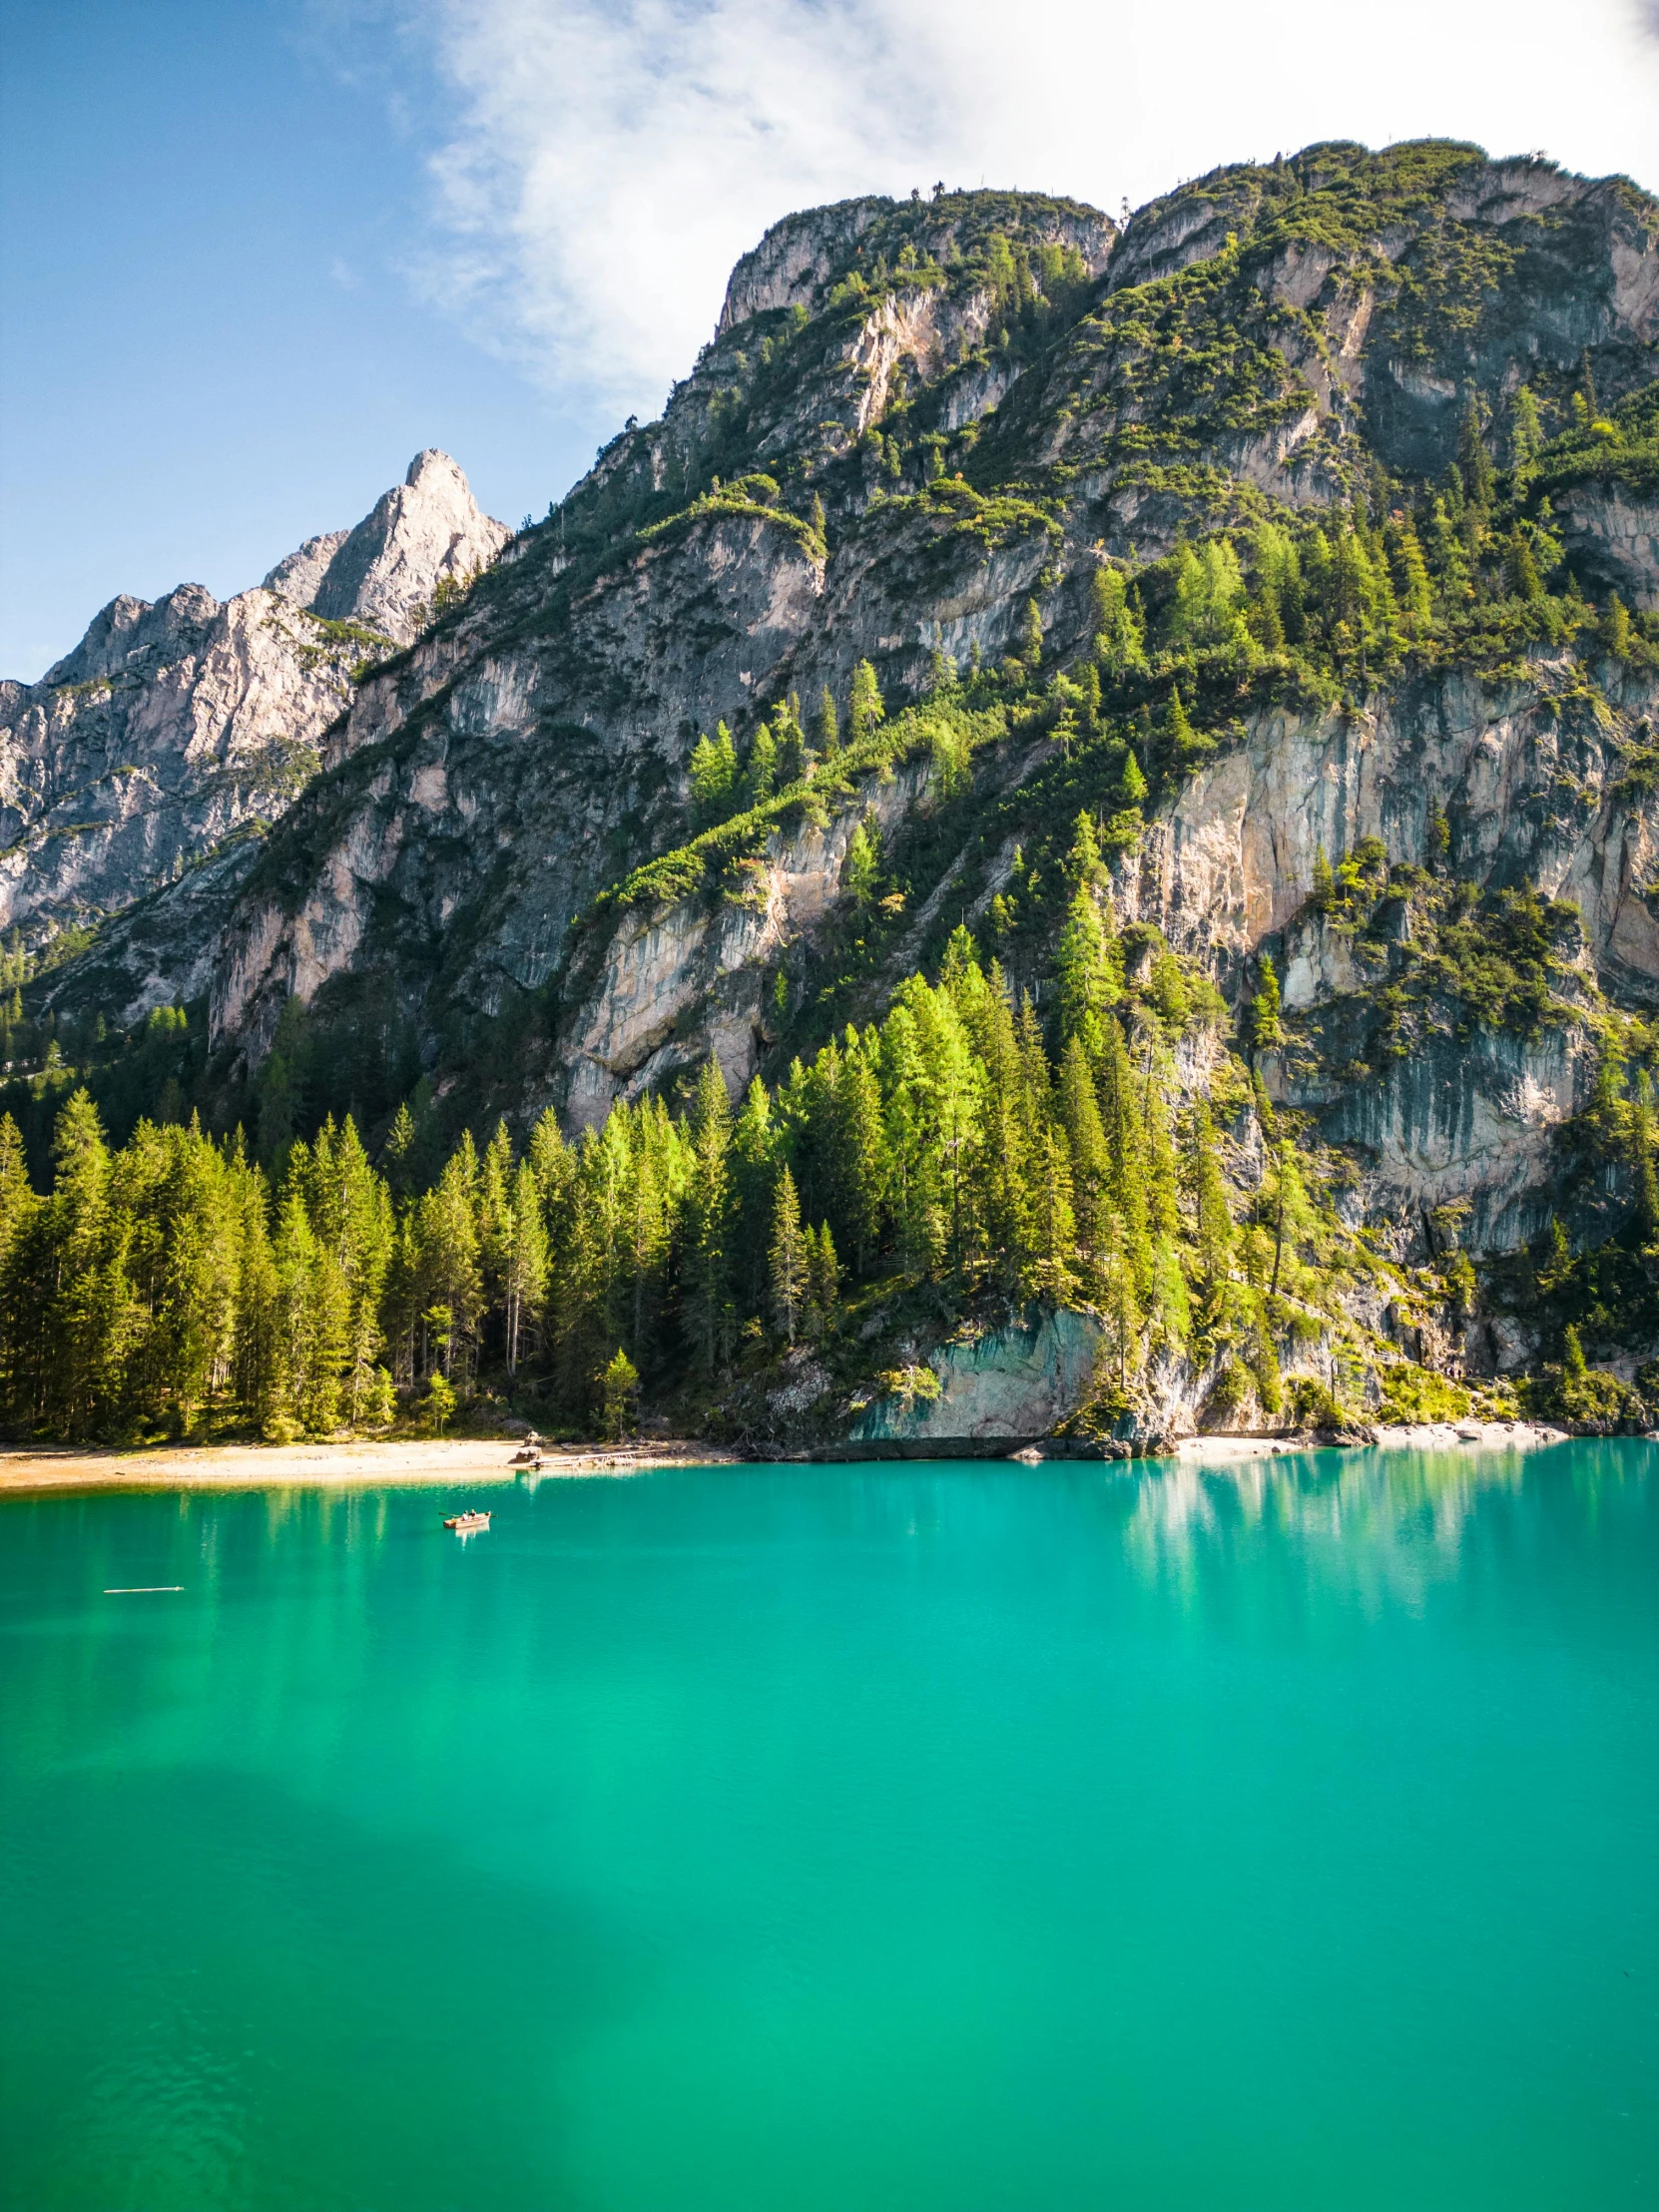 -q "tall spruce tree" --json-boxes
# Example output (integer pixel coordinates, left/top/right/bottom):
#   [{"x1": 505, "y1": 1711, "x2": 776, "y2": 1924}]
[
  {"x1": 769, "y1": 1165, "x2": 807, "y2": 1344},
  {"x1": 683, "y1": 1060, "x2": 735, "y2": 1377}
]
